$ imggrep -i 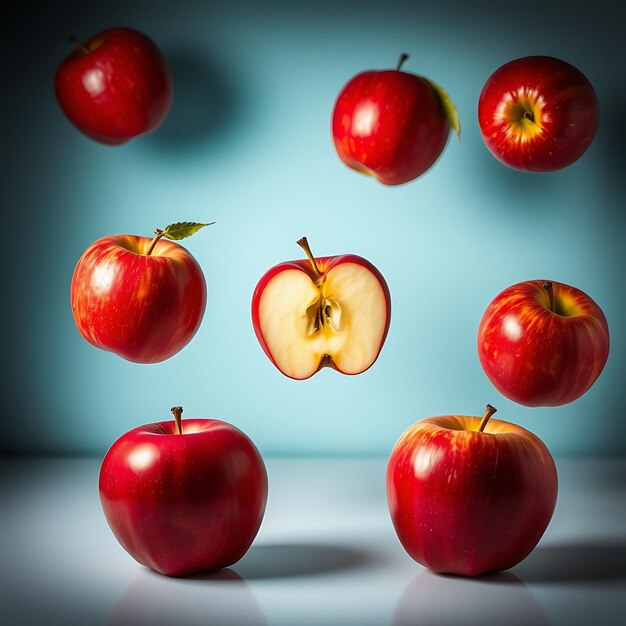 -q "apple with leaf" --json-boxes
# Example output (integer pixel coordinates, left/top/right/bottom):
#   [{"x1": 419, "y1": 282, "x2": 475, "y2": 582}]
[{"x1": 71, "y1": 221, "x2": 213, "y2": 363}]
